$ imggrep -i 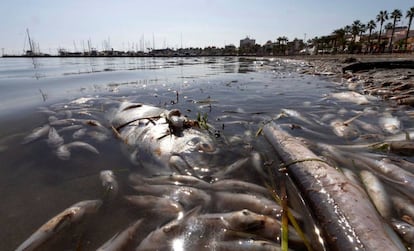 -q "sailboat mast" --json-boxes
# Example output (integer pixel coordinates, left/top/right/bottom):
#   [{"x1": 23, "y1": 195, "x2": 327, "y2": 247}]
[{"x1": 26, "y1": 28, "x2": 34, "y2": 53}]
